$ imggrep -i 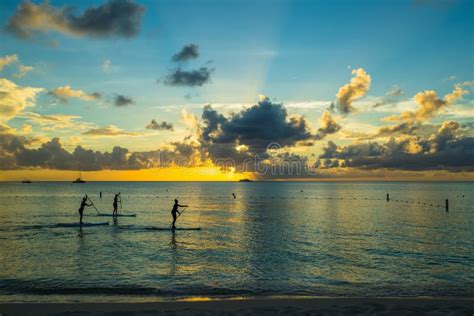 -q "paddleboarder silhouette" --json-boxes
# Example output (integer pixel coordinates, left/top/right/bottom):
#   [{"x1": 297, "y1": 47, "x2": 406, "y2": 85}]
[
  {"x1": 113, "y1": 193, "x2": 121, "y2": 216},
  {"x1": 78, "y1": 196, "x2": 92, "y2": 224},
  {"x1": 171, "y1": 199, "x2": 188, "y2": 230}
]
